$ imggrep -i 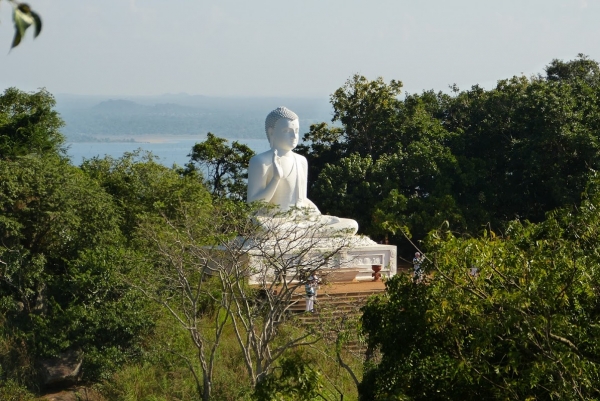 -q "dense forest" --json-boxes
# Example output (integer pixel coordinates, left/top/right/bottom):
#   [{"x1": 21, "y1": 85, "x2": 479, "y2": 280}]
[{"x1": 2, "y1": 55, "x2": 600, "y2": 400}]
